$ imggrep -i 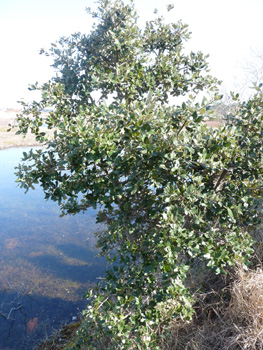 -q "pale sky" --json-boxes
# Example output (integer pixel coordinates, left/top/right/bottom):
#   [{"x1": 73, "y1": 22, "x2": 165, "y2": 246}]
[{"x1": 0, "y1": 0, "x2": 263, "y2": 108}]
